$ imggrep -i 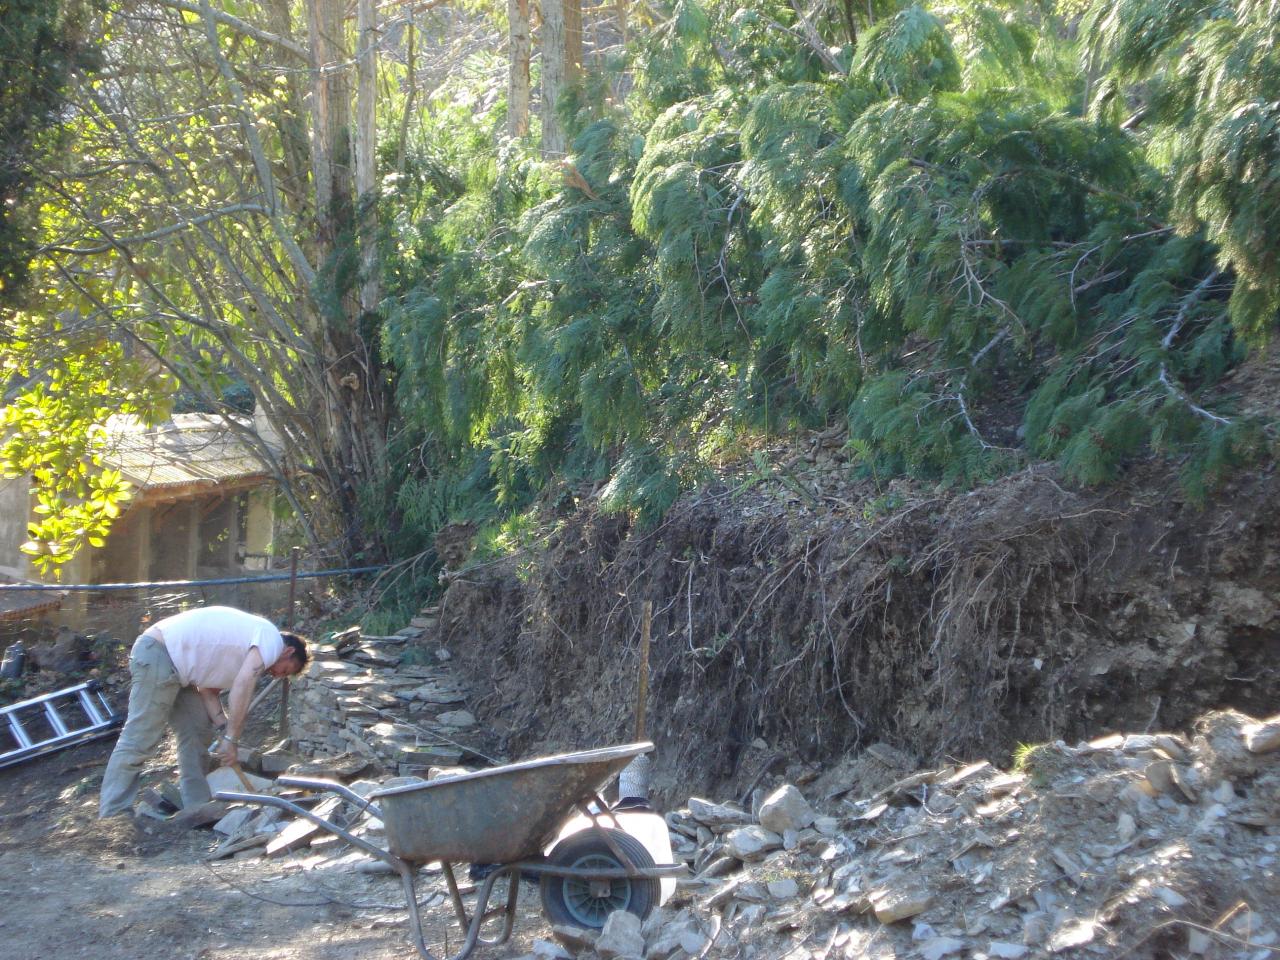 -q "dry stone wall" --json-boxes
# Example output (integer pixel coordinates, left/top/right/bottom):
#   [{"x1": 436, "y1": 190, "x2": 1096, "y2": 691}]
[{"x1": 289, "y1": 612, "x2": 492, "y2": 775}]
